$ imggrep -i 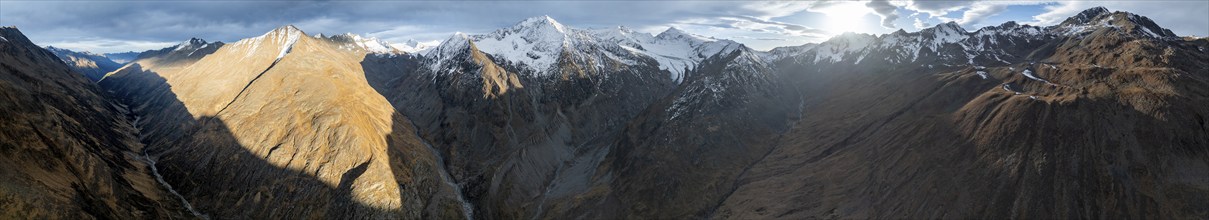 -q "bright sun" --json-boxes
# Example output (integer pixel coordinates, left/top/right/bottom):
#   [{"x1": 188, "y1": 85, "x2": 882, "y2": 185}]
[{"x1": 817, "y1": 1, "x2": 873, "y2": 35}]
